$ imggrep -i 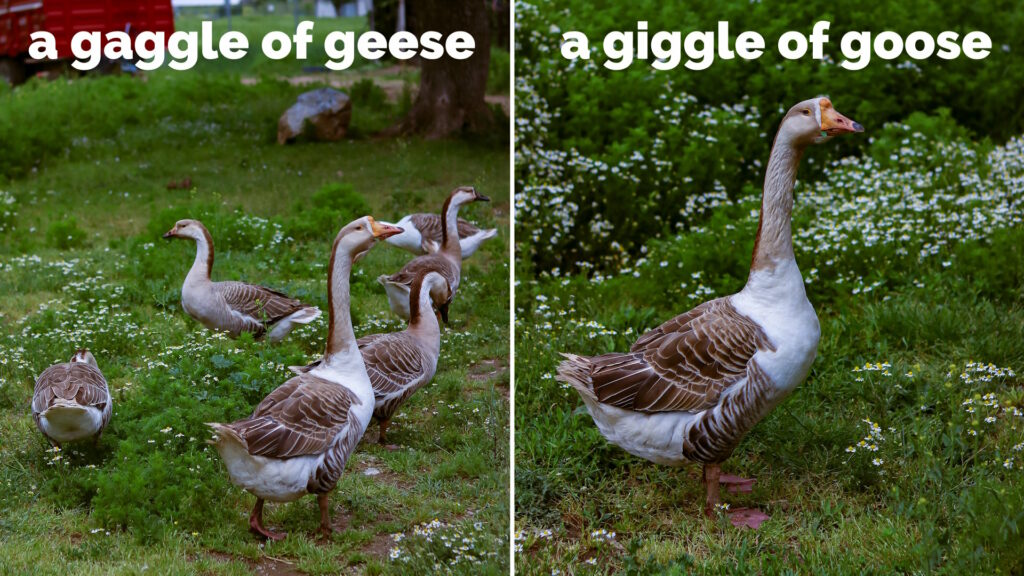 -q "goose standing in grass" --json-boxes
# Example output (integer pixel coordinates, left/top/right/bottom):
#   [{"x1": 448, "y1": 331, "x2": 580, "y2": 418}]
[
  {"x1": 557, "y1": 97, "x2": 863, "y2": 528},
  {"x1": 290, "y1": 271, "x2": 452, "y2": 448},
  {"x1": 163, "y1": 219, "x2": 321, "y2": 343},
  {"x1": 206, "y1": 216, "x2": 402, "y2": 541},
  {"x1": 378, "y1": 186, "x2": 490, "y2": 322},
  {"x1": 32, "y1": 349, "x2": 111, "y2": 448},
  {"x1": 381, "y1": 212, "x2": 497, "y2": 258}
]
